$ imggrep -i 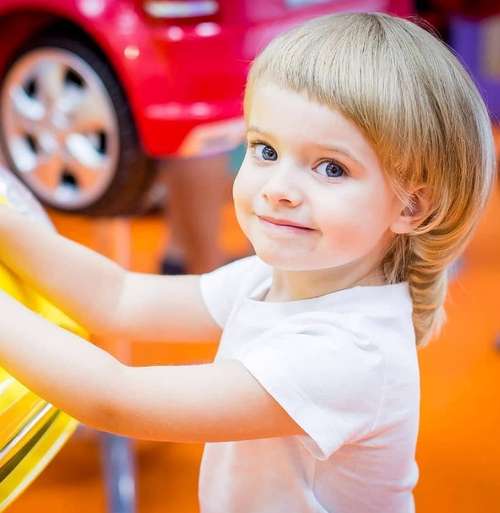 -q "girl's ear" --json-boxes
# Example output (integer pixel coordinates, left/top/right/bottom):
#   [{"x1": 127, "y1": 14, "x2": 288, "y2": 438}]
[{"x1": 390, "y1": 186, "x2": 432, "y2": 235}]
